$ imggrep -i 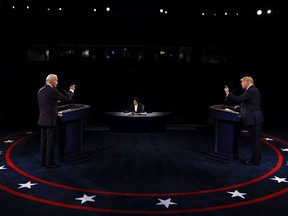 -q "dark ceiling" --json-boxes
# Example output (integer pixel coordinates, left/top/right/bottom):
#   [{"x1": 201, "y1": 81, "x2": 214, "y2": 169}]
[
  {"x1": 0, "y1": 0, "x2": 284, "y2": 46},
  {"x1": 0, "y1": 0, "x2": 282, "y2": 15}
]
